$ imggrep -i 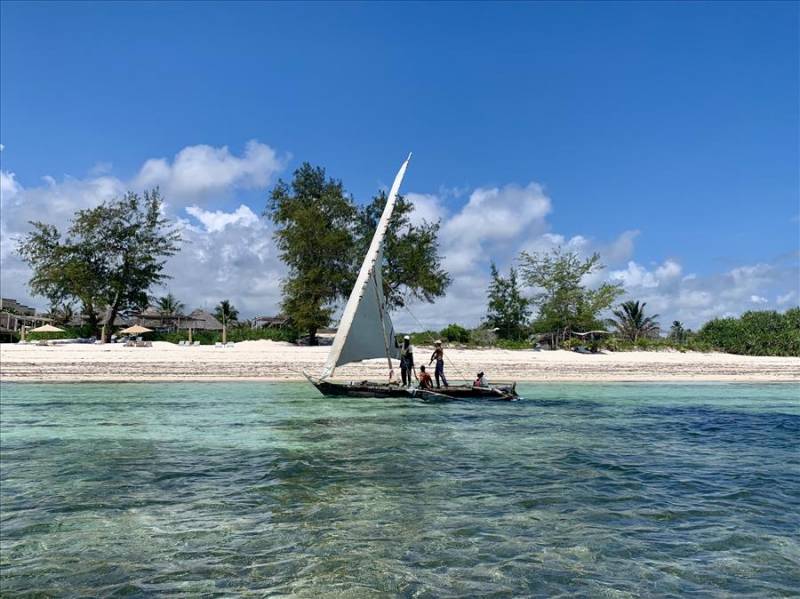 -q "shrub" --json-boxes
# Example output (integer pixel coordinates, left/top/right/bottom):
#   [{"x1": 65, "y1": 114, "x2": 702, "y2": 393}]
[
  {"x1": 470, "y1": 328, "x2": 498, "y2": 346},
  {"x1": 151, "y1": 326, "x2": 298, "y2": 345},
  {"x1": 697, "y1": 308, "x2": 800, "y2": 356},
  {"x1": 439, "y1": 323, "x2": 470, "y2": 344}
]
